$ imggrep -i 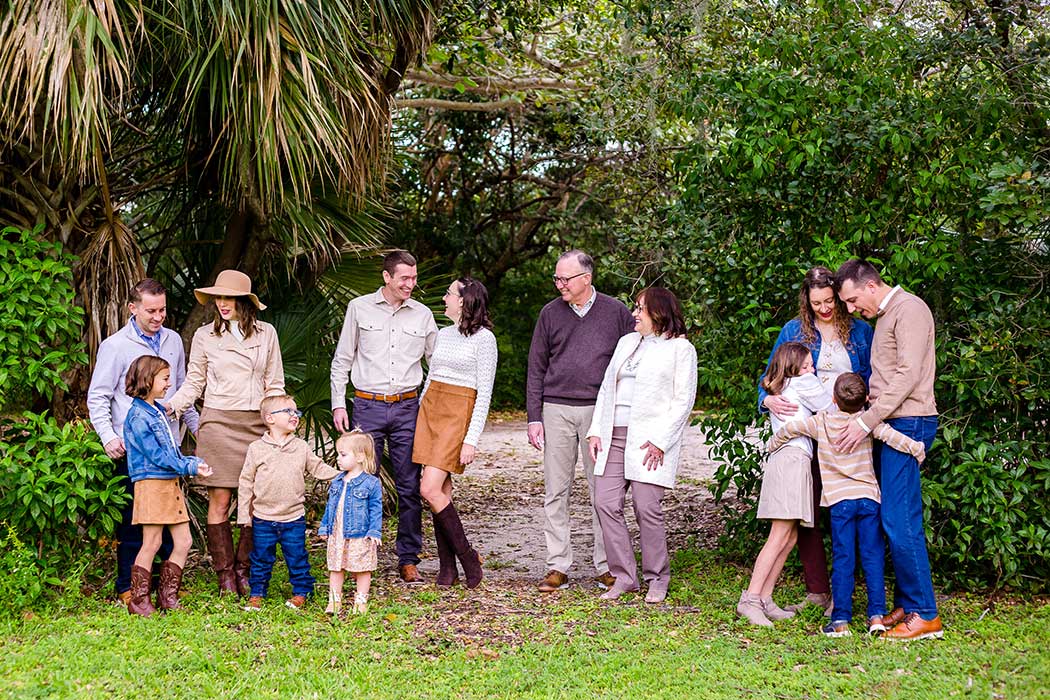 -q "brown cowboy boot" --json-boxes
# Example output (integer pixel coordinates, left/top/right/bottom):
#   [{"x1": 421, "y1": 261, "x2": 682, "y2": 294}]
[
  {"x1": 434, "y1": 502, "x2": 483, "y2": 589},
  {"x1": 127, "y1": 565, "x2": 156, "y2": 617},
  {"x1": 156, "y1": 561, "x2": 184, "y2": 611},
  {"x1": 206, "y1": 522, "x2": 238, "y2": 595},
  {"x1": 432, "y1": 512, "x2": 460, "y2": 587},
  {"x1": 234, "y1": 526, "x2": 253, "y2": 597}
]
